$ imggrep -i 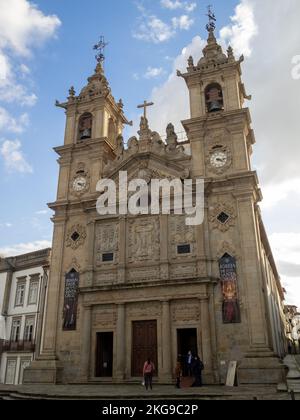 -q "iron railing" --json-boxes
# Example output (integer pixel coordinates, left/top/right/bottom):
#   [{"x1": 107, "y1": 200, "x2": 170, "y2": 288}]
[{"x1": 1, "y1": 340, "x2": 35, "y2": 352}]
